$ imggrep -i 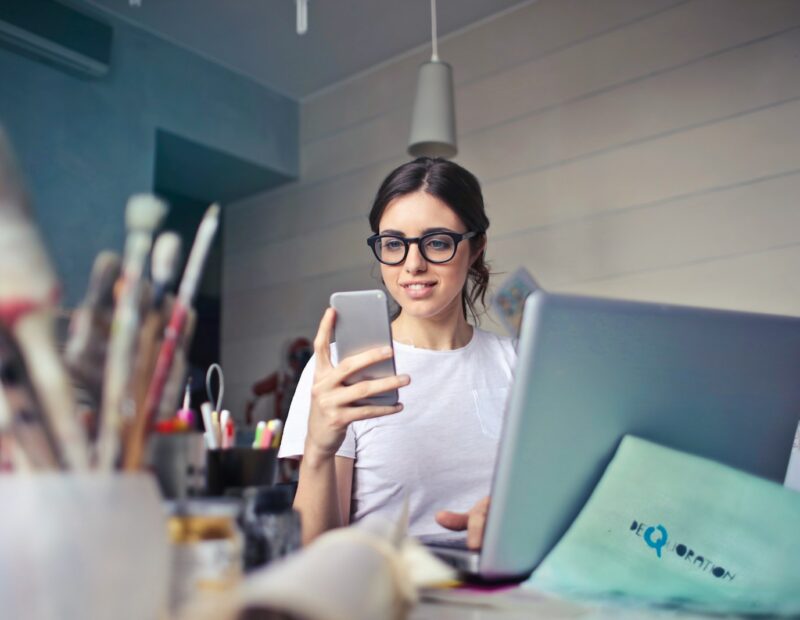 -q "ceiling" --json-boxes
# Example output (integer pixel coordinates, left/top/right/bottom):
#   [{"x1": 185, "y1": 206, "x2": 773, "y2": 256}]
[{"x1": 78, "y1": 0, "x2": 529, "y2": 99}]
